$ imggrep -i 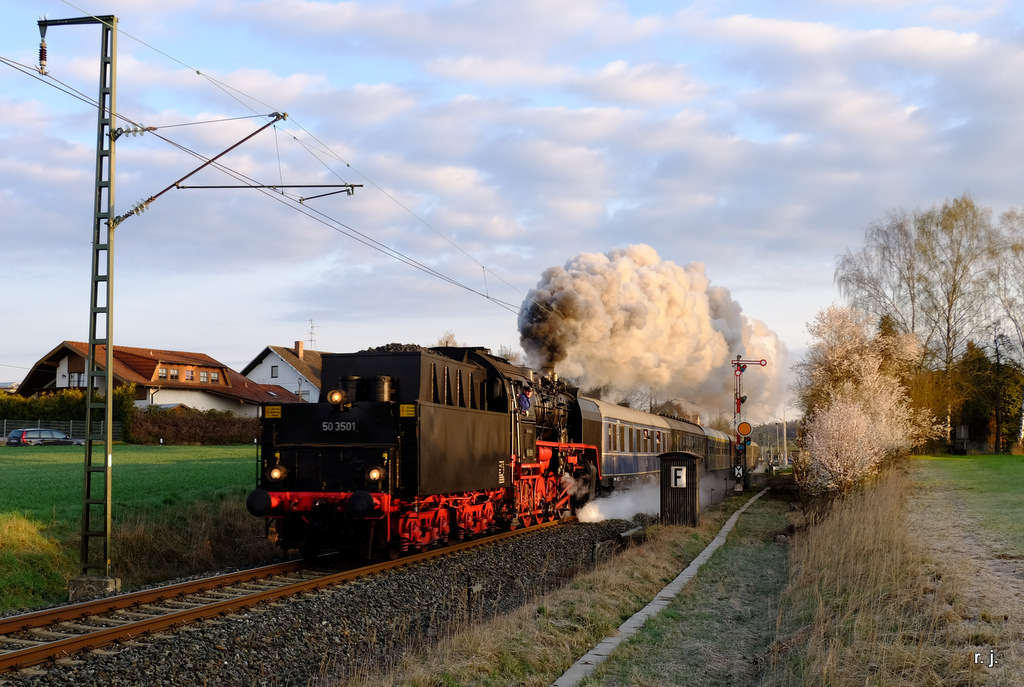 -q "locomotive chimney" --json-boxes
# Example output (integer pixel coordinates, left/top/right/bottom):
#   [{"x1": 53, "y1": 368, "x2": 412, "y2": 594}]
[
  {"x1": 542, "y1": 365, "x2": 556, "y2": 381},
  {"x1": 294, "y1": 340, "x2": 304, "y2": 359}
]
